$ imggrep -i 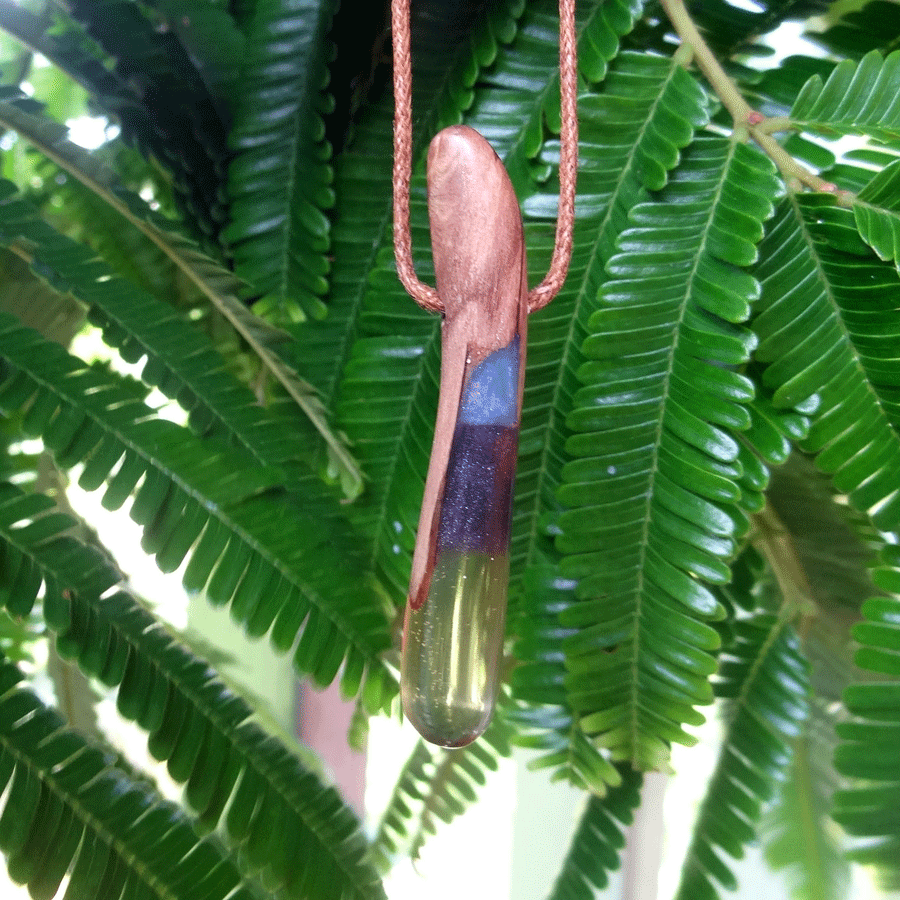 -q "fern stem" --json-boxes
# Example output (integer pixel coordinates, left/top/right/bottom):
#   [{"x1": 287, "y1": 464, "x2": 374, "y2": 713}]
[
  {"x1": 660, "y1": 0, "x2": 845, "y2": 197},
  {"x1": 752, "y1": 505, "x2": 818, "y2": 622},
  {"x1": 660, "y1": 0, "x2": 753, "y2": 123}
]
